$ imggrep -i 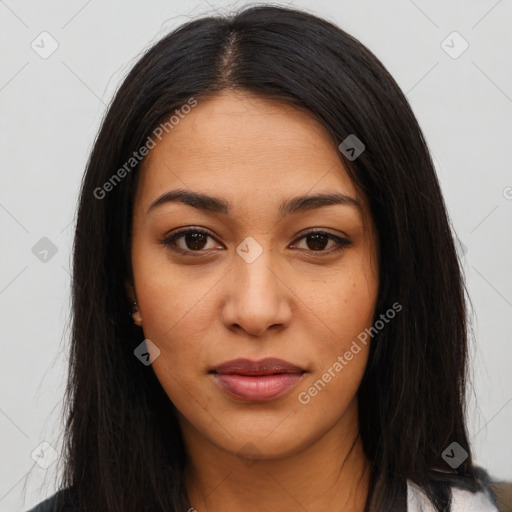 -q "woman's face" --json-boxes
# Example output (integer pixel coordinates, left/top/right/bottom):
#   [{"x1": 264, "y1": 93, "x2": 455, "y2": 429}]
[{"x1": 129, "y1": 89, "x2": 379, "y2": 462}]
